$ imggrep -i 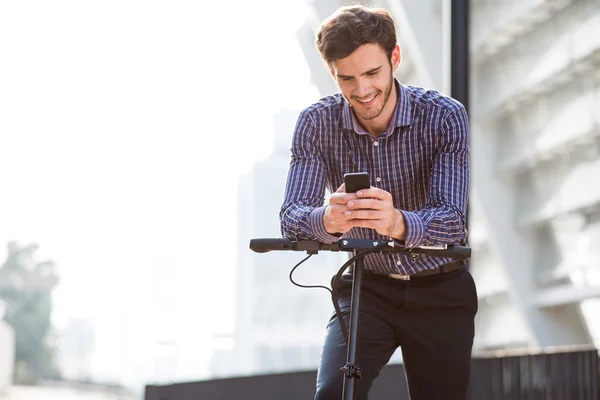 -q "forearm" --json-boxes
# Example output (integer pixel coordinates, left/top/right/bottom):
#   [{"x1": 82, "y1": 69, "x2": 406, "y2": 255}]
[
  {"x1": 279, "y1": 202, "x2": 316, "y2": 241},
  {"x1": 399, "y1": 204, "x2": 467, "y2": 247},
  {"x1": 397, "y1": 106, "x2": 470, "y2": 247},
  {"x1": 279, "y1": 110, "x2": 340, "y2": 243},
  {"x1": 280, "y1": 204, "x2": 340, "y2": 243},
  {"x1": 279, "y1": 169, "x2": 342, "y2": 243}
]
